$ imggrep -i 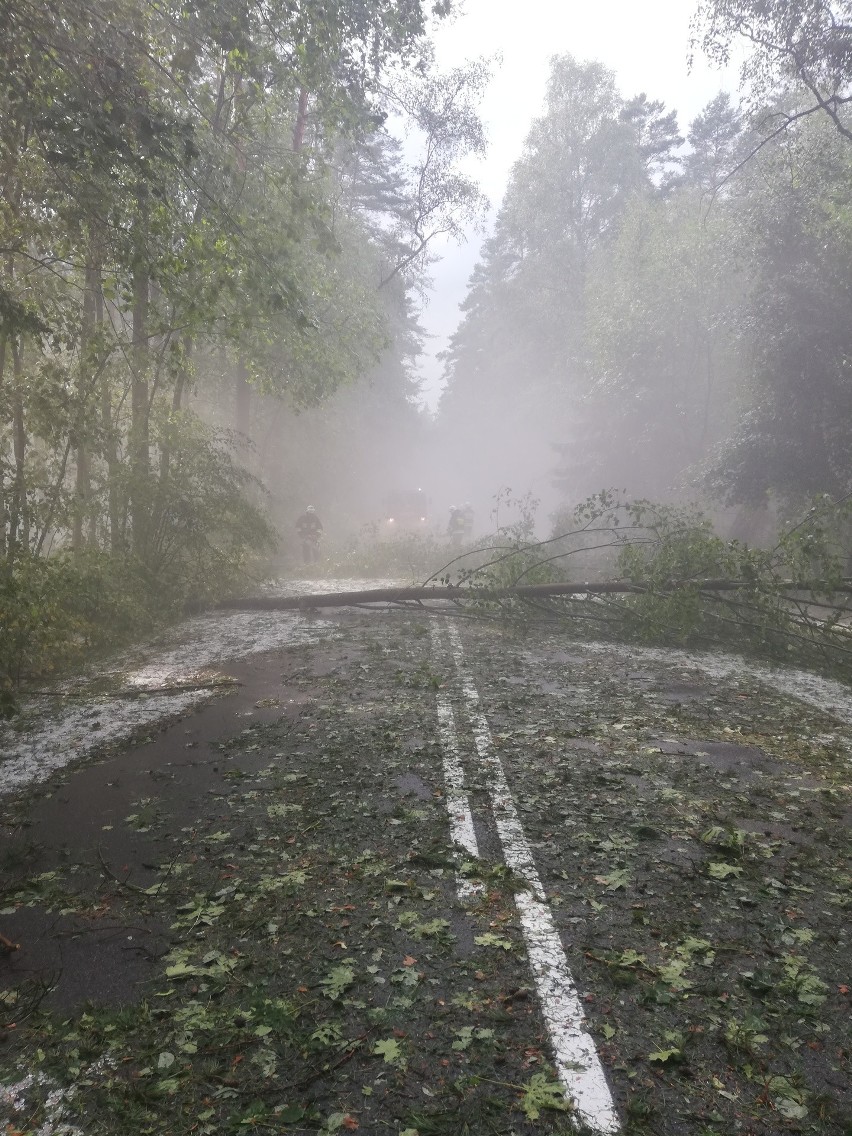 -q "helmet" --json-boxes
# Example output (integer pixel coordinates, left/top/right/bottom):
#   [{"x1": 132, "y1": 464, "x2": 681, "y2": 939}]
[
  {"x1": 306, "y1": 505, "x2": 316, "y2": 513},
  {"x1": 449, "y1": 504, "x2": 458, "y2": 512}
]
